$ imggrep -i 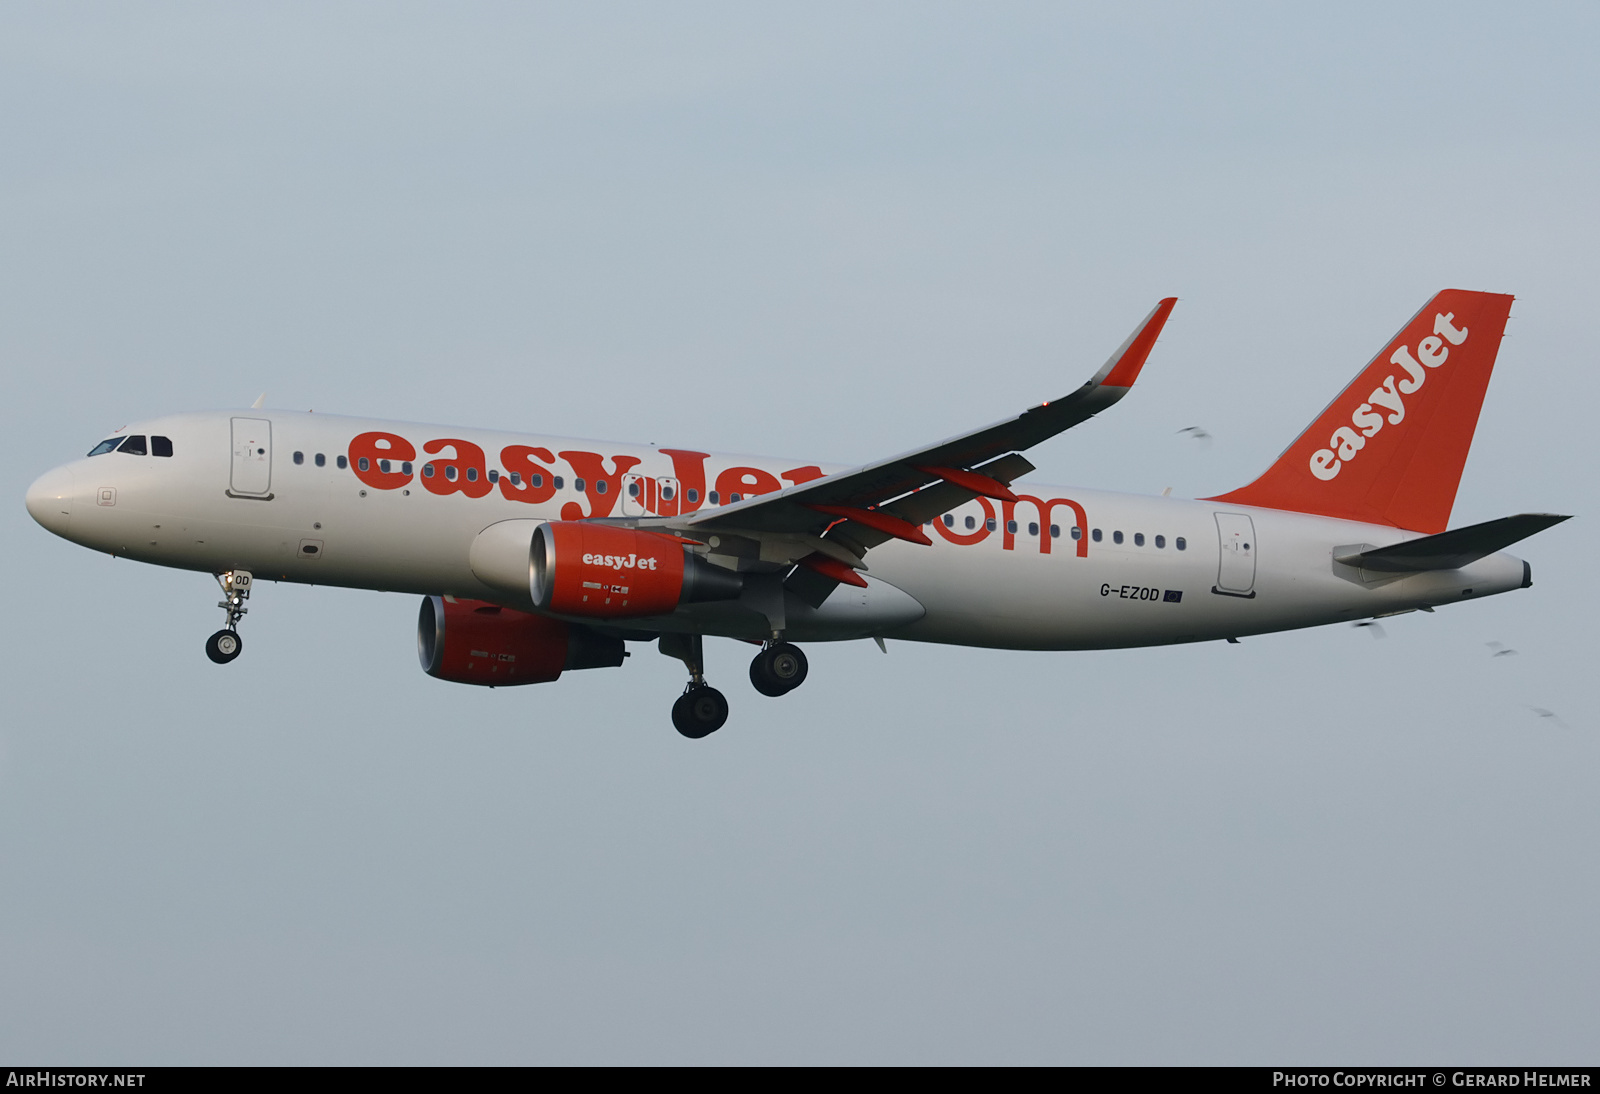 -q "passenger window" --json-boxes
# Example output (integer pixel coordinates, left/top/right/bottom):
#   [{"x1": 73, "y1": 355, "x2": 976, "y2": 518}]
[
  {"x1": 1134, "y1": 533, "x2": 1145, "y2": 546},
  {"x1": 87, "y1": 439, "x2": 121, "y2": 456},
  {"x1": 358, "y1": 457, "x2": 370, "y2": 472},
  {"x1": 730, "y1": 493, "x2": 742, "y2": 503},
  {"x1": 1155, "y1": 535, "x2": 1165, "y2": 548},
  {"x1": 1050, "y1": 524, "x2": 1060, "y2": 538},
  {"x1": 294, "y1": 451, "x2": 304, "y2": 465},
  {"x1": 119, "y1": 435, "x2": 147, "y2": 456},
  {"x1": 446, "y1": 466, "x2": 458, "y2": 481},
  {"x1": 687, "y1": 488, "x2": 699, "y2": 503},
  {"x1": 628, "y1": 481, "x2": 640, "y2": 497},
  {"x1": 1092, "y1": 528, "x2": 1102, "y2": 542},
  {"x1": 1176, "y1": 537, "x2": 1187, "y2": 551},
  {"x1": 1113, "y1": 530, "x2": 1124, "y2": 544},
  {"x1": 964, "y1": 516, "x2": 976, "y2": 530},
  {"x1": 944, "y1": 514, "x2": 955, "y2": 527},
  {"x1": 152, "y1": 436, "x2": 173, "y2": 457},
  {"x1": 985, "y1": 518, "x2": 996, "y2": 532},
  {"x1": 379, "y1": 459, "x2": 391, "y2": 473},
  {"x1": 709, "y1": 491, "x2": 720, "y2": 504},
  {"x1": 336, "y1": 455, "x2": 348, "y2": 470},
  {"x1": 315, "y1": 453, "x2": 326, "y2": 467},
  {"x1": 487, "y1": 469, "x2": 498, "y2": 483},
  {"x1": 422, "y1": 464, "x2": 435, "y2": 478},
  {"x1": 511, "y1": 473, "x2": 522, "y2": 486},
  {"x1": 554, "y1": 476, "x2": 564, "y2": 490},
  {"x1": 593, "y1": 478, "x2": 604, "y2": 493},
  {"x1": 1028, "y1": 522, "x2": 1039, "y2": 536},
  {"x1": 466, "y1": 467, "x2": 478, "y2": 482},
  {"x1": 574, "y1": 478, "x2": 585, "y2": 493},
  {"x1": 1070, "y1": 526, "x2": 1082, "y2": 540},
  {"x1": 1006, "y1": 520, "x2": 1018, "y2": 534},
  {"x1": 662, "y1": 485, "x2": 675, "y2": 500},
  {"x1": 402, "y1": 462, "x2": 412, "y2": 475}
]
